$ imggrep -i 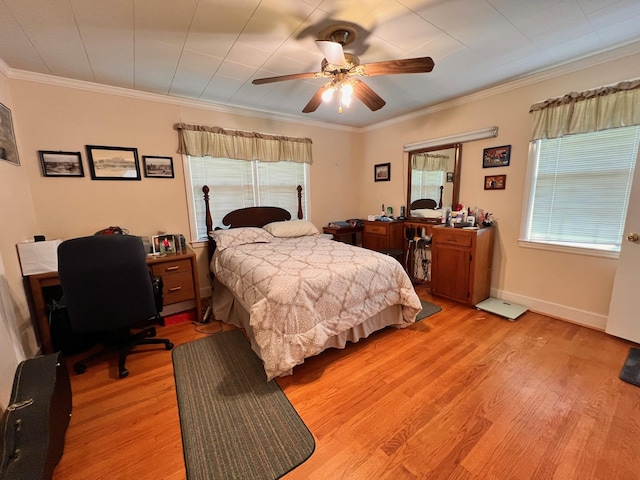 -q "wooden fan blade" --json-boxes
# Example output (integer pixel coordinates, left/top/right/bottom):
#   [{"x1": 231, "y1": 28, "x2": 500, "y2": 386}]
[
  {"x1": 361, "y1": 56, "x2": 434, "y2": 76},
  {"x1": 352, "y1": 80, "x2": 386, "y2": 111},
  {"x1": 252, "y1": 72, "x2": 318, "y2": 85},
  {"x1": 315, "y1": 40, "x2": 346, "y2": 66},
  {"x1": 302, "y1": 85, "x2": 331, "y2": 113}
]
